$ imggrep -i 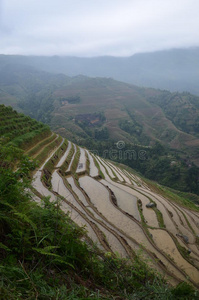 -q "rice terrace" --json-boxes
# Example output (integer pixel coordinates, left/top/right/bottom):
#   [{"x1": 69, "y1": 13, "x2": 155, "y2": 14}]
[{"x1": 1, "y1": 104, "x2": 199, "y2": 298}]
